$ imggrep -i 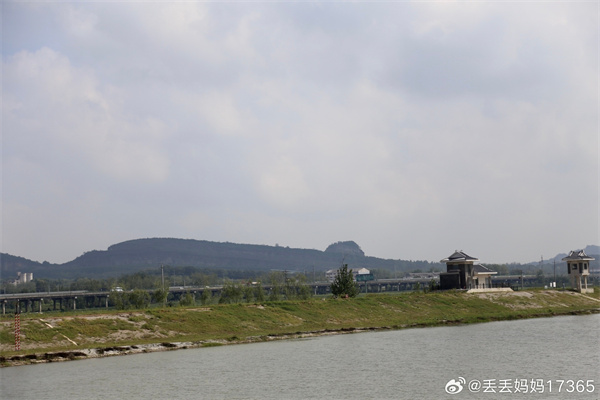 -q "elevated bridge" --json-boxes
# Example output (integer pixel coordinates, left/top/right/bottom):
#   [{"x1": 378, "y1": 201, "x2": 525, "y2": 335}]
[{"x1": 0, "y1": 275, "x2": 538, "y2": 314}]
